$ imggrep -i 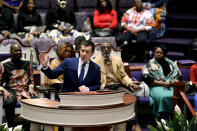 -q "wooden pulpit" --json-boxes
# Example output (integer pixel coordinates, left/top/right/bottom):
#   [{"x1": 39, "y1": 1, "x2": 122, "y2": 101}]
[{"x1": 20, "y1": 91, "x2": 136, "y2": 131}]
